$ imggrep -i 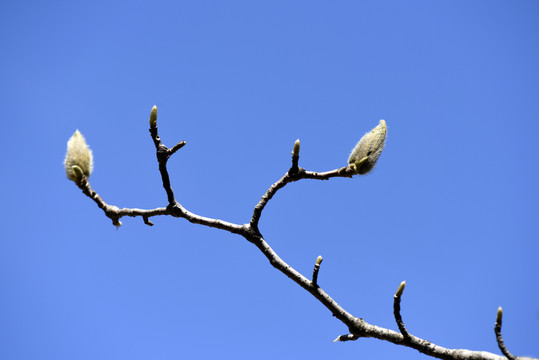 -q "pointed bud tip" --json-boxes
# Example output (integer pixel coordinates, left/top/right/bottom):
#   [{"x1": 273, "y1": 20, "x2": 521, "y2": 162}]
[
  {"x1": 497, "y1": 307, "x2": 503, "y2": 323},
  {"x1": 149, "y1": 105, "x2": 158, "y2": 127},
  {"x1": 316, "y1": 255, "x2": 323, "y2": 266},
  {"x1": 396, "y1": 281, "x2": 406, "y2": 297},
  {"x1": 292, "y1": 139, "x2": 301, "y2": 156}
]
